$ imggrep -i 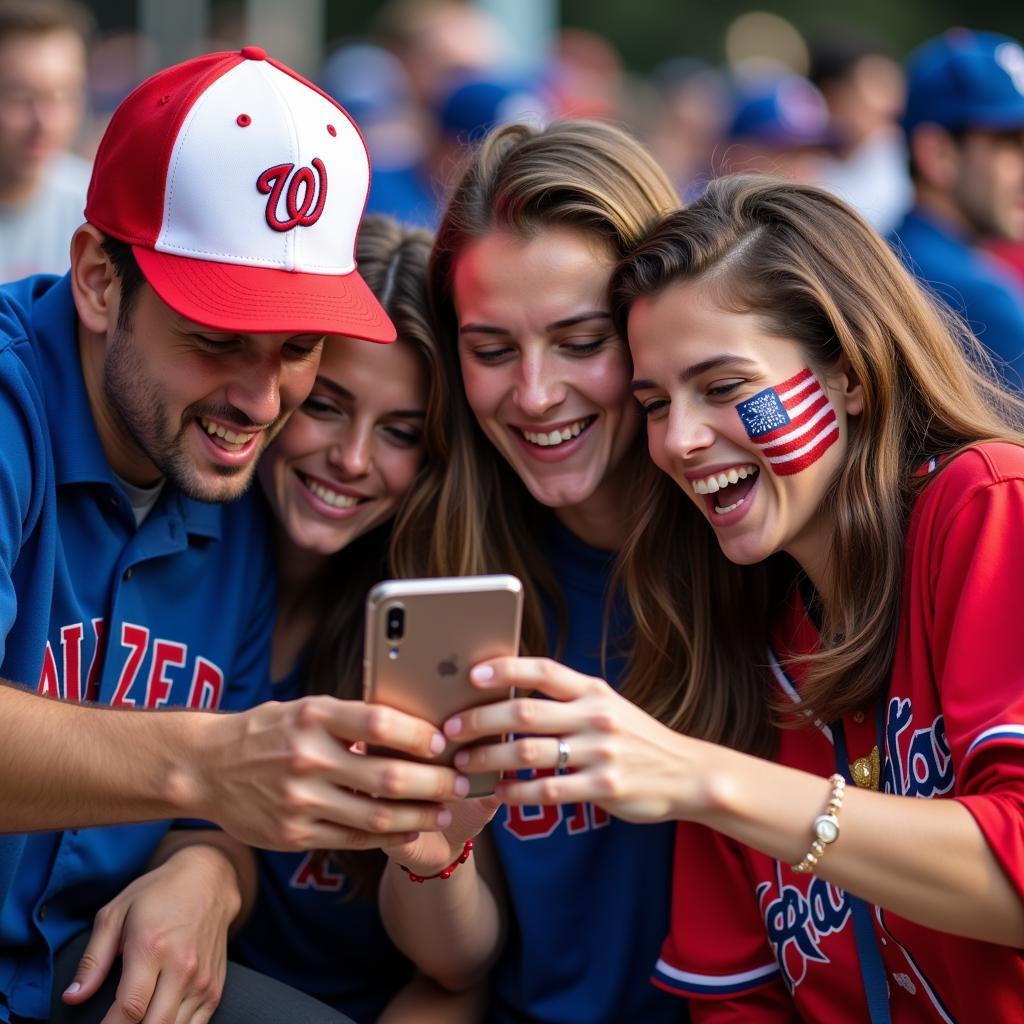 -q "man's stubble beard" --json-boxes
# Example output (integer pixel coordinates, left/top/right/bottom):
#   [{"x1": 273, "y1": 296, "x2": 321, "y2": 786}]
[{"x1": 102, "y1": 323, "x2": 269, "y2": 504}]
